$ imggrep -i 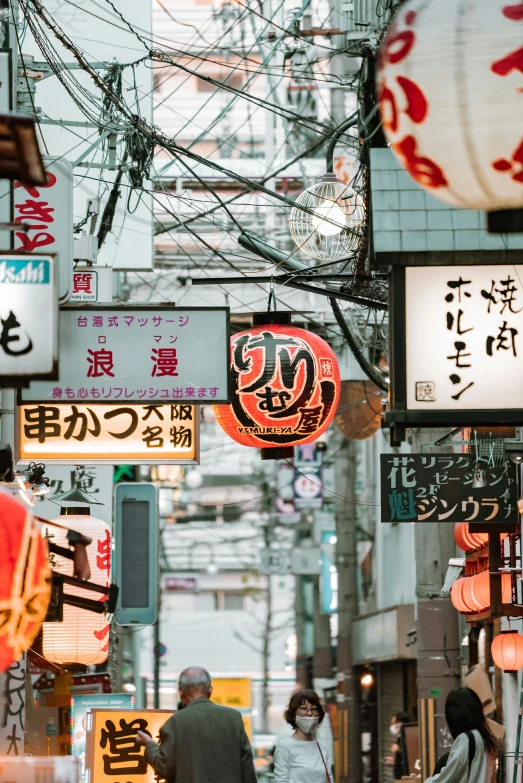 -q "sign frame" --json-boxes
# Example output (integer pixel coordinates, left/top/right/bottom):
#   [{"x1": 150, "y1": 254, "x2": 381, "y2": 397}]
[
  {"x1": 86, "y1": 708, "x2": 172, "y2": 783},
  {"x1": 114, "y1": 483, "x2": 158, "y2": 626},
  {"x1": 385, "y1": 265, "x2": 523, "y2": 444},
  {"x1": 0, "y1": 253, "x2": 58, "y2": 386},
  {"x1": 15, "y1": 402, "x2": 200, "y2": 465},
  {"x1": 21, "y1": 304, "x2": 231, "y2": 404}
]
